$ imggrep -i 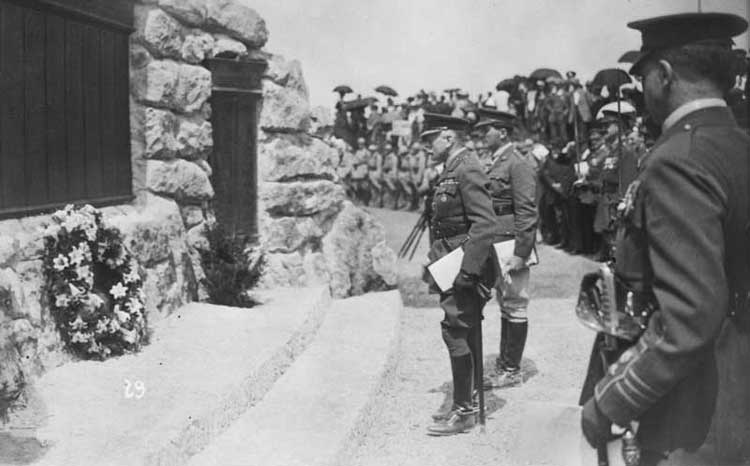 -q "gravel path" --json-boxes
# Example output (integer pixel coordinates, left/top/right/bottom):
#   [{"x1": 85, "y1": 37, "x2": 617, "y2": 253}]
[{"x1": 352, "y1": 208, "x2": 600, "y2": 466}]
